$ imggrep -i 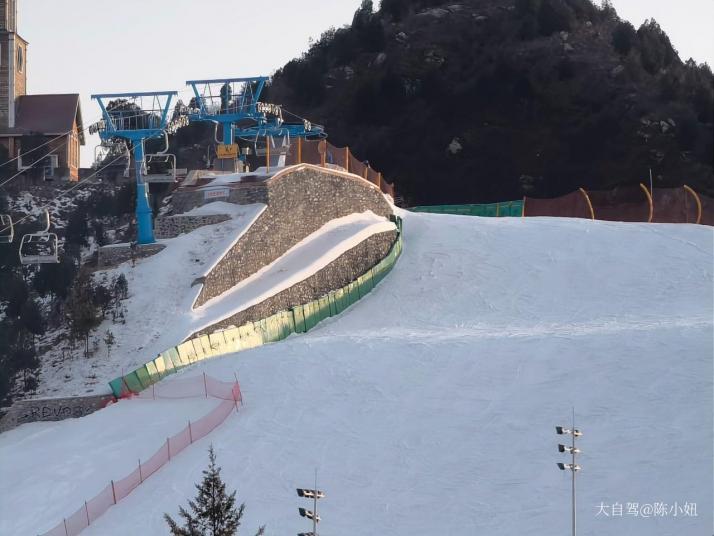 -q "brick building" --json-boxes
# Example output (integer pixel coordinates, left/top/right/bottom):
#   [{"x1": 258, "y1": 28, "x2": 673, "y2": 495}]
[{"x1": 0, "y1": 0, "x2": 84, "y2": 181}]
